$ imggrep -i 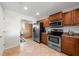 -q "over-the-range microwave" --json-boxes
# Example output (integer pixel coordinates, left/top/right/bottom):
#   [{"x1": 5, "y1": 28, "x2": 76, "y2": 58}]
[{"x1": 49, "y1": 20, "x2": 63, "y2": 28}]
